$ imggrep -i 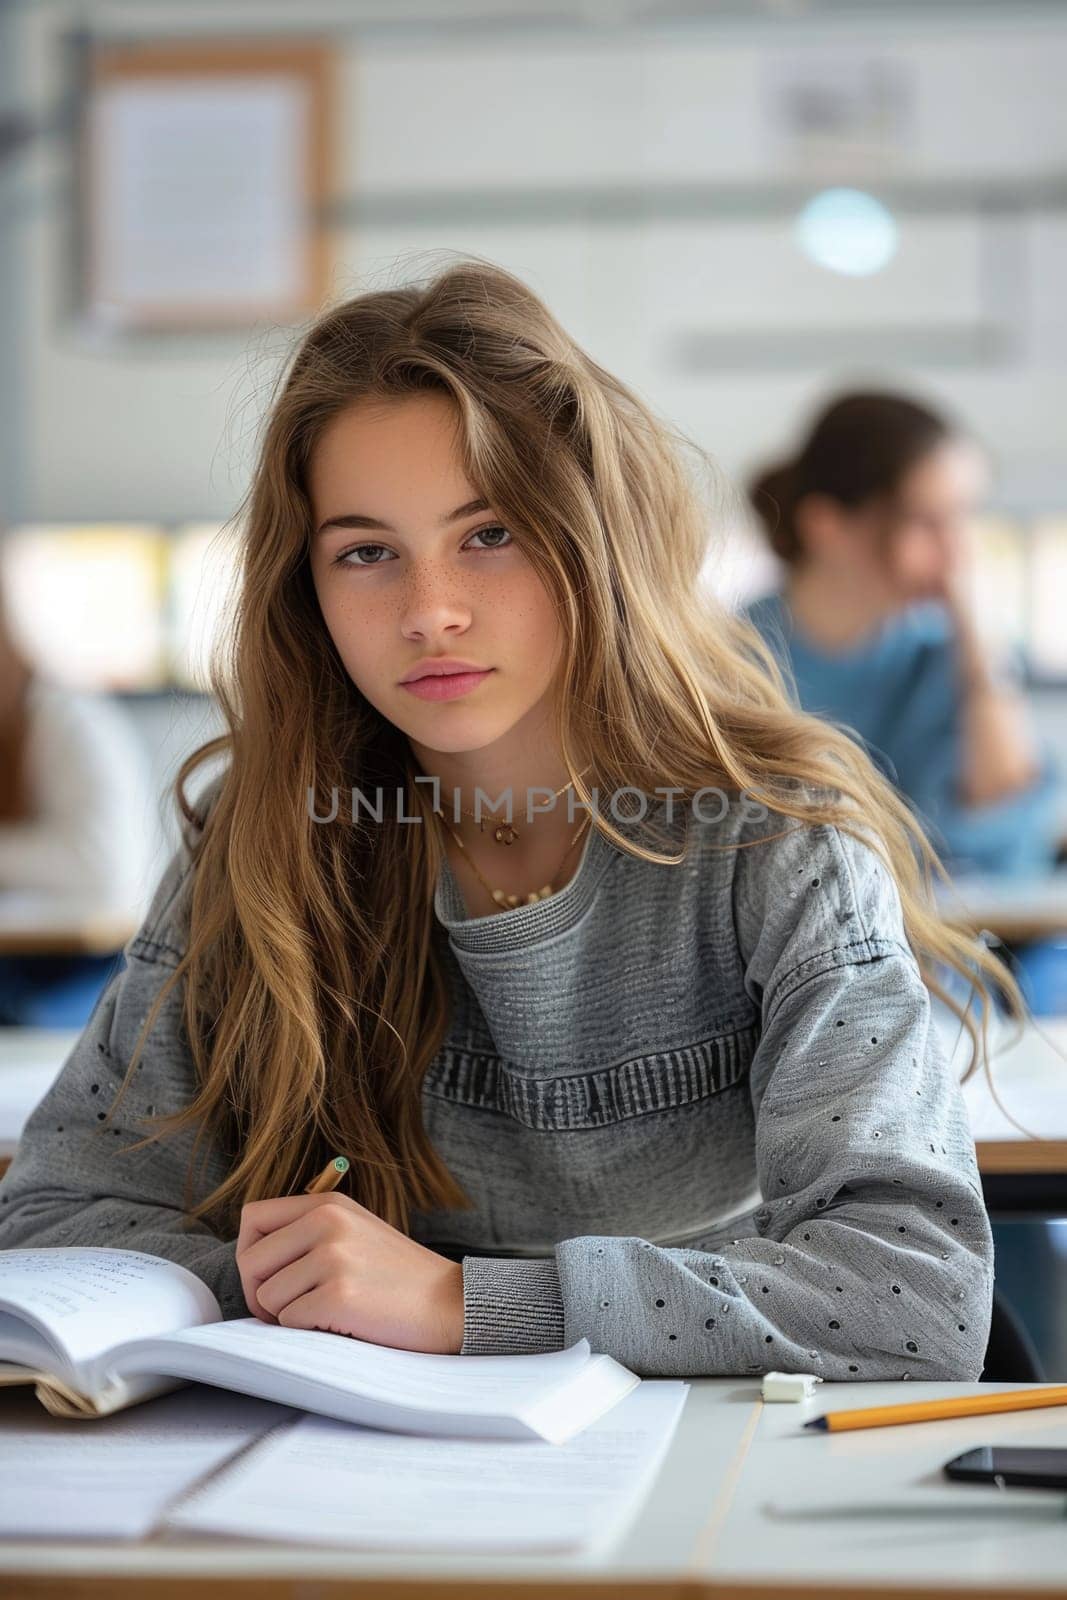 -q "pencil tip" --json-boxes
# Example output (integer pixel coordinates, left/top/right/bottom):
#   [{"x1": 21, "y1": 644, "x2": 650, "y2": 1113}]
[{"x1": 802, "y1": 1417, "x2": 827, "y2": 1430}]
